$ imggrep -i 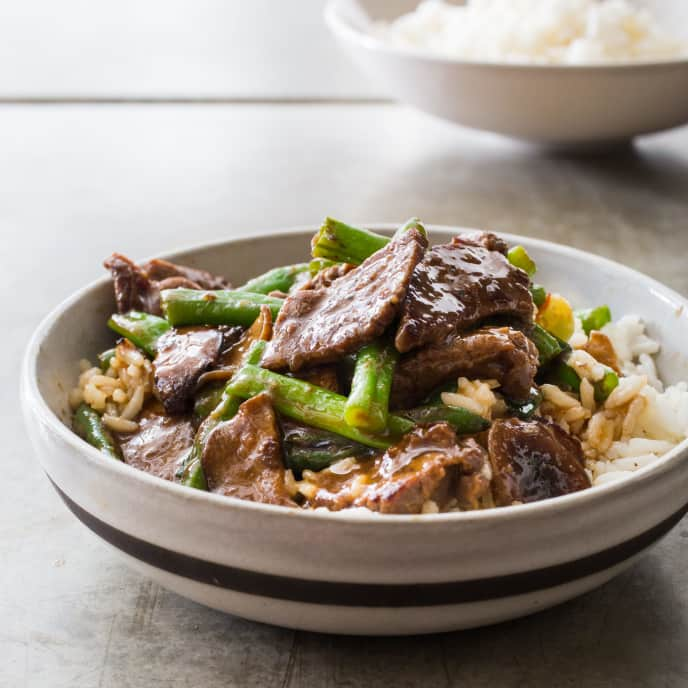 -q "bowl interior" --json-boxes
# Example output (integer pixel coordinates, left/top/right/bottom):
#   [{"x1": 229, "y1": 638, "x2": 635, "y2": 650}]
[{"x1": 32, "y1": 227, "x2": 688, "y2": 440}]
